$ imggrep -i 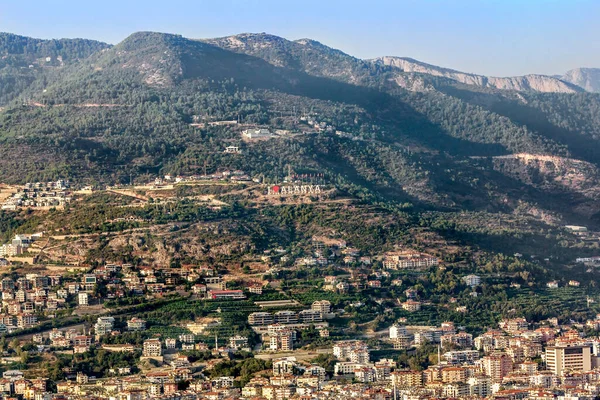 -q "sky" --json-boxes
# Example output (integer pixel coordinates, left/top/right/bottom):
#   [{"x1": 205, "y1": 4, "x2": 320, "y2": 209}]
[{"x1": 0, "y1": 0, "x2": 598, "y2": 77}]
